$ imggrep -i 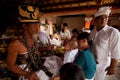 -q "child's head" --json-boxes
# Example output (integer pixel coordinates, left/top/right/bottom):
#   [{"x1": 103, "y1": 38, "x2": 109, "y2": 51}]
[
  {"x1": 59, "y1": 63, "x2": 85, "y2": 80},
  {"x1": 77, "y1": 32, "x2": 92, "y2": 50},
  {"x1": 64, "y1": 39, "x2": 78, "y2": 51},
  {"x1": 72, "y1": 28, "x2": 79, "y2": 39}
]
